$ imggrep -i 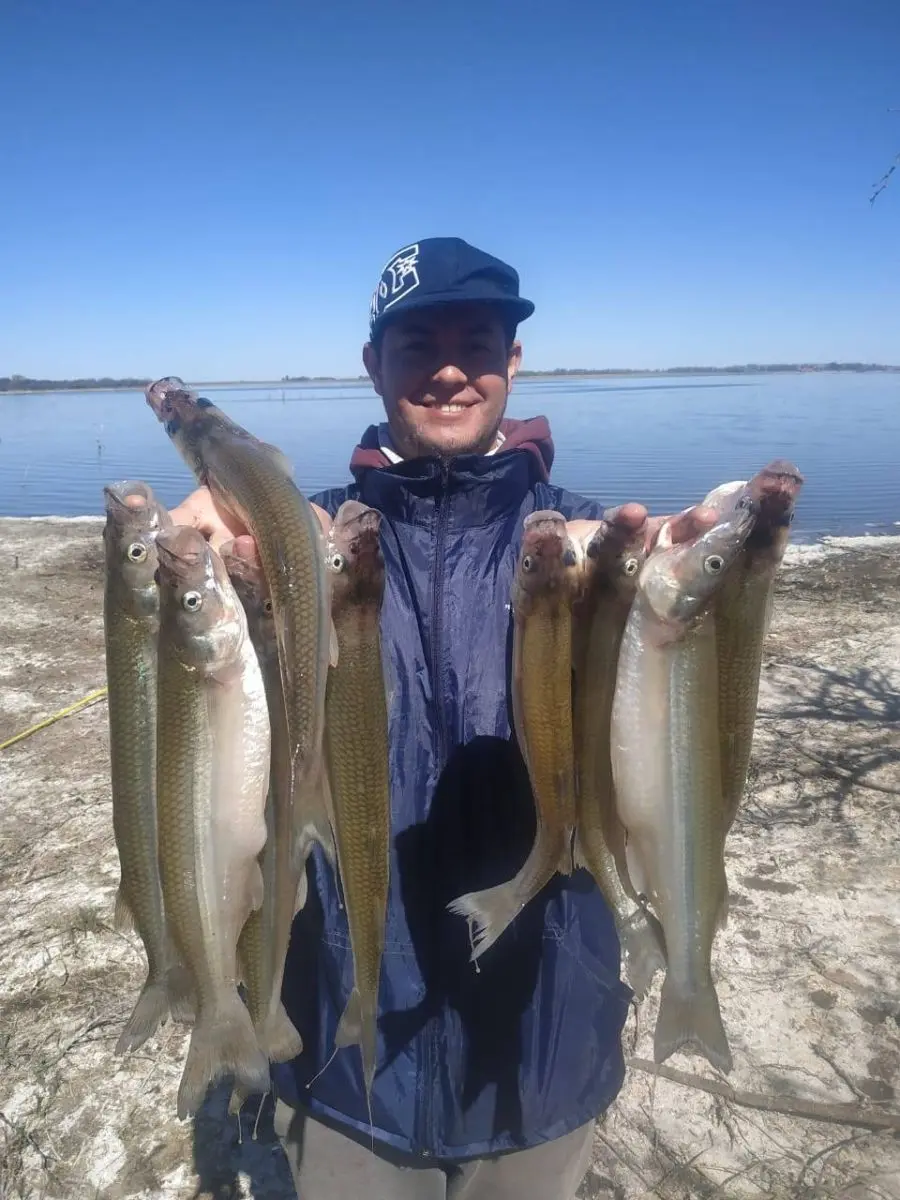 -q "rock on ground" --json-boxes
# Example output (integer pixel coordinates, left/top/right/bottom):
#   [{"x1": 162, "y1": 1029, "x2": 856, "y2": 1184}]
[{"x1": 0, "y1": 519, "x2": 898, "y2": 1200}]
